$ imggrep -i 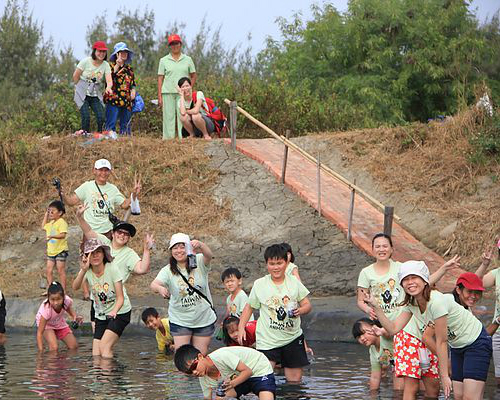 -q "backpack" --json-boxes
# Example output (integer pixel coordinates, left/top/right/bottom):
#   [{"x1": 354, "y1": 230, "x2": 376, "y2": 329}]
[{"x1": 192, "y1": 91, "x2": 227, "y2": 136}]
